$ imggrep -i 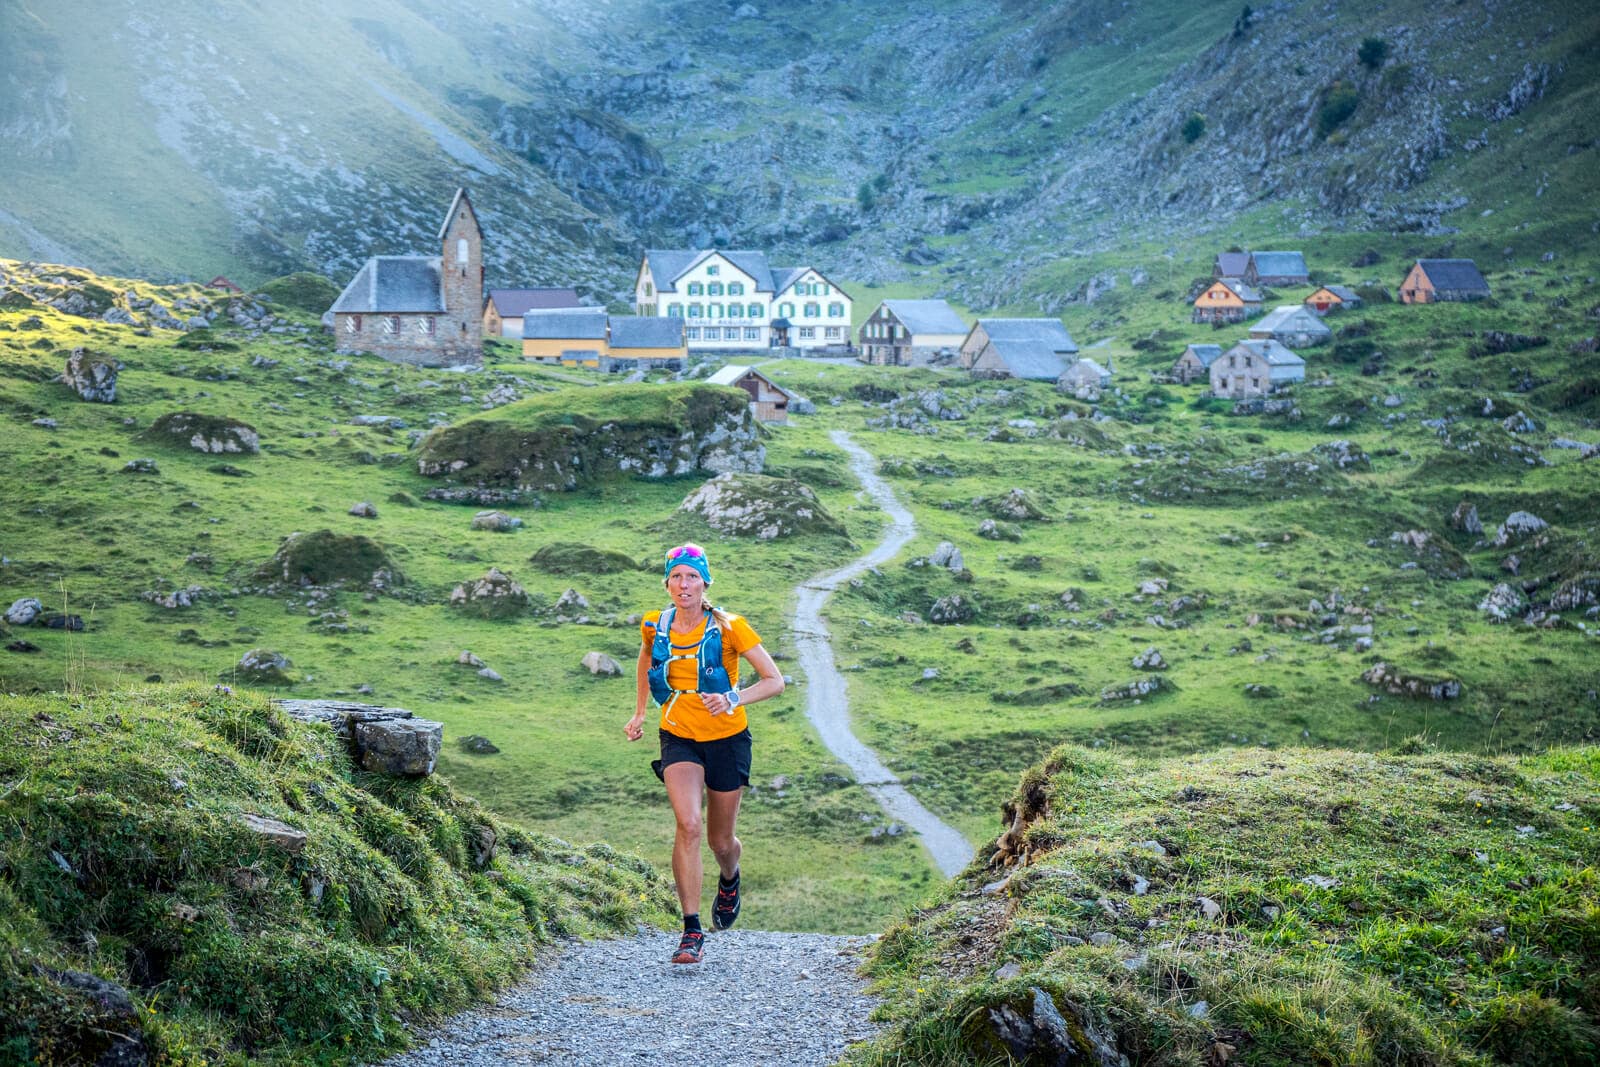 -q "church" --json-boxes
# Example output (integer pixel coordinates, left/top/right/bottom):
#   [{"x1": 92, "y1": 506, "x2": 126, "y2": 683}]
[{"x1": 327, "y1": 188, "x2": 484, "y2": 365}]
